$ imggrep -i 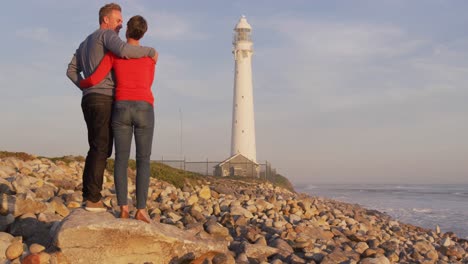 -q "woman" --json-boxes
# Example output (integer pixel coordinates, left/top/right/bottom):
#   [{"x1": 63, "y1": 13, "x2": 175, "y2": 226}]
[{"x1": 80, "y1": 15, "x2": 157, "y2": 223}]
